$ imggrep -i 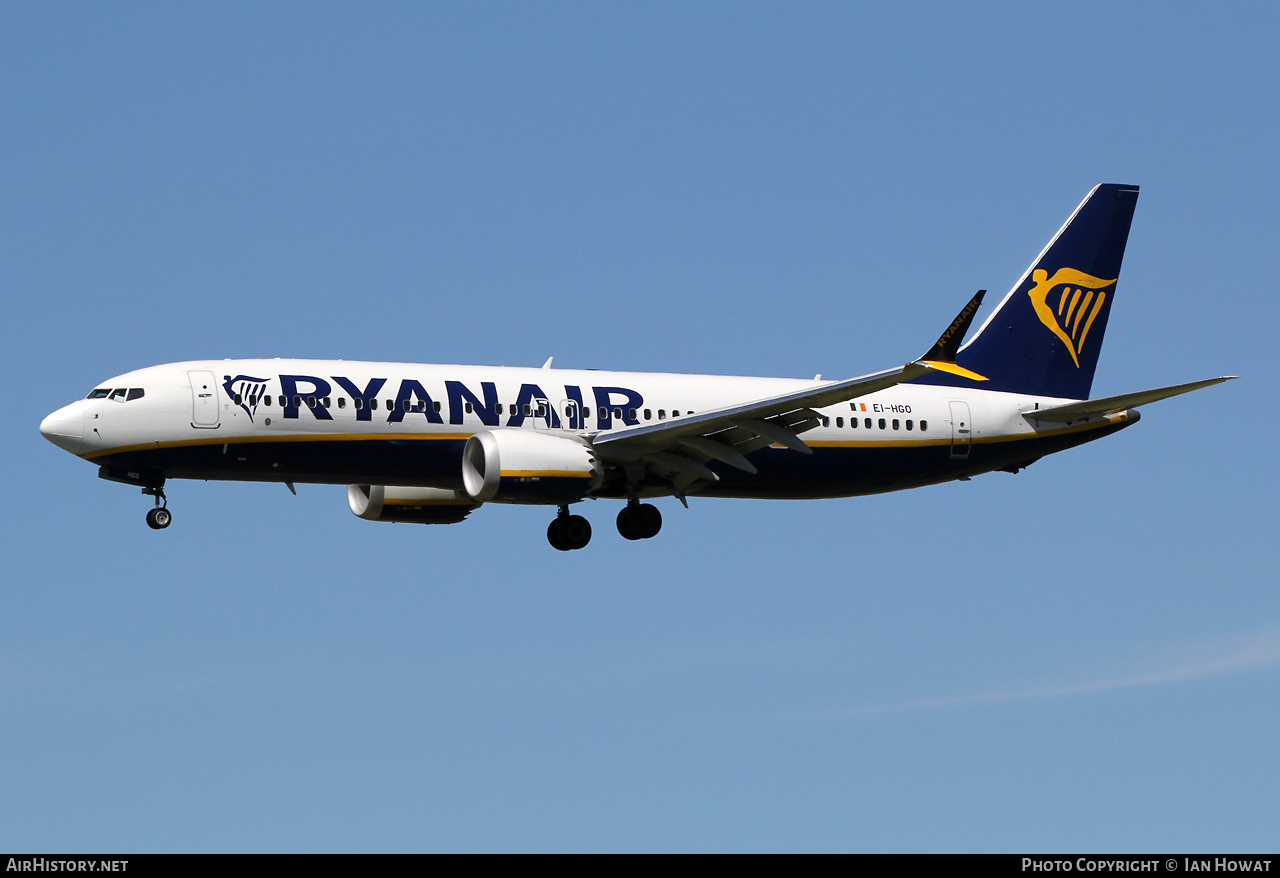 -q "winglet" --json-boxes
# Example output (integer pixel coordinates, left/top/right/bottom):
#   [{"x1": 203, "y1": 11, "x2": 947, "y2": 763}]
[{"x1": 917, "y1": 290, "x2": 988, "y2": 381}]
